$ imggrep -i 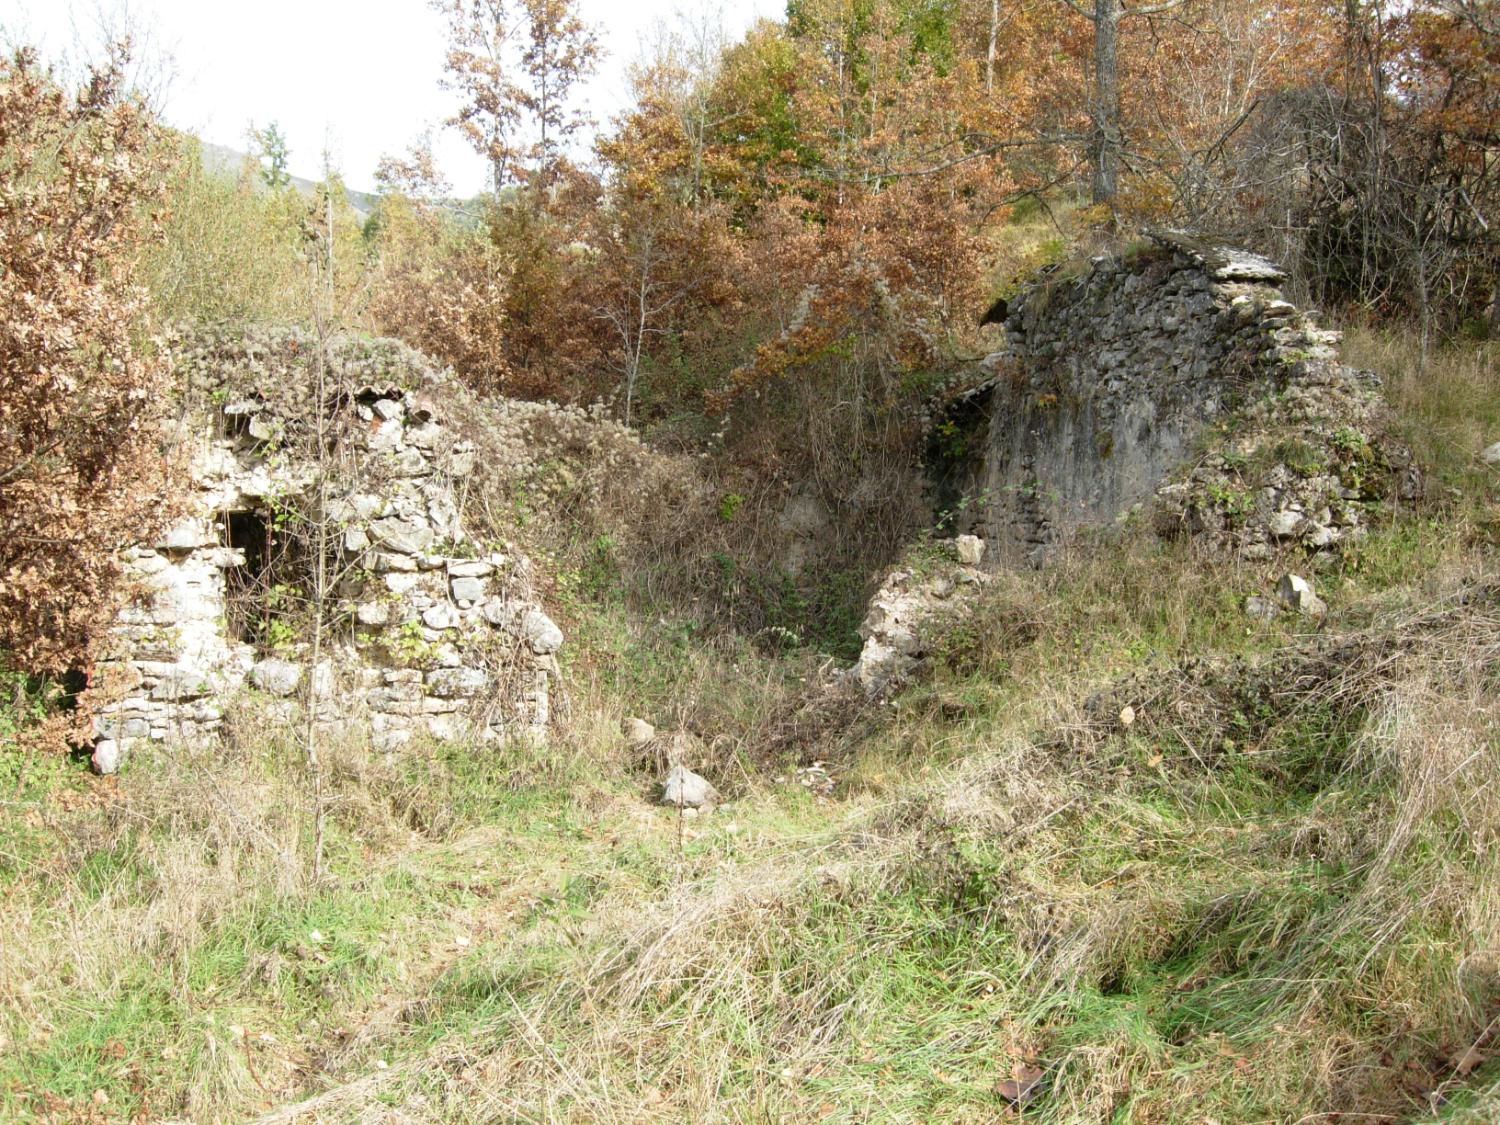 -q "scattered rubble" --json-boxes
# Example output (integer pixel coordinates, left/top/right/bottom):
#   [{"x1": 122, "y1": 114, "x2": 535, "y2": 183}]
[
  {"x1": 795, "y1": 760, "x2": 836, "y2": 797},
  {"x1": 1154, "y1": 363, "x2": 1420, "y2": 559}
]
